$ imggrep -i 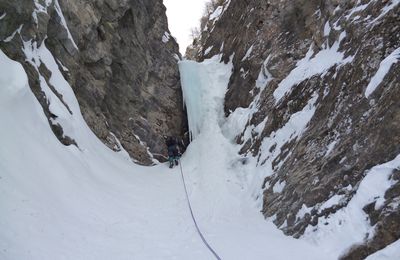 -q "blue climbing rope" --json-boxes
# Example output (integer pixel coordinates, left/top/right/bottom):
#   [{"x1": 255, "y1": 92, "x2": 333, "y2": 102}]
[{"x1": 178, "y1": 161, "x2": 222, "y2": 260}]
